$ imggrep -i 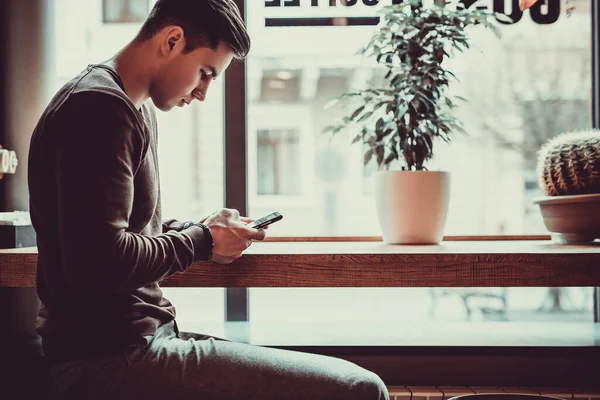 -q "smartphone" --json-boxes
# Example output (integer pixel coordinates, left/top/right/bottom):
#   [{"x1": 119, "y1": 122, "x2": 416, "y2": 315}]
[{"x1": 248, "y1": 211, "x2": 283, "y2": 229}]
